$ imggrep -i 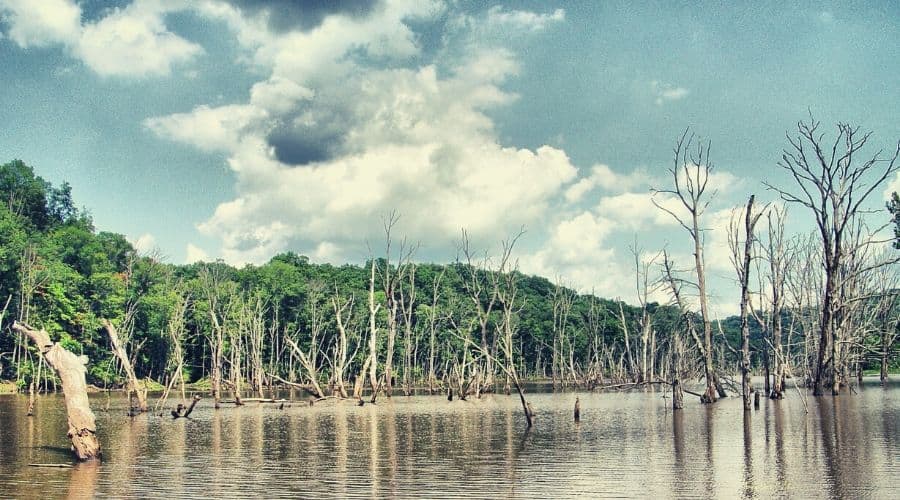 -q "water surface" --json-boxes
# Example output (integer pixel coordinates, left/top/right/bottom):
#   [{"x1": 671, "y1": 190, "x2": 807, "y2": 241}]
[{"x1": 1, "y1": 379, "x2": 898, "y2": 499}]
